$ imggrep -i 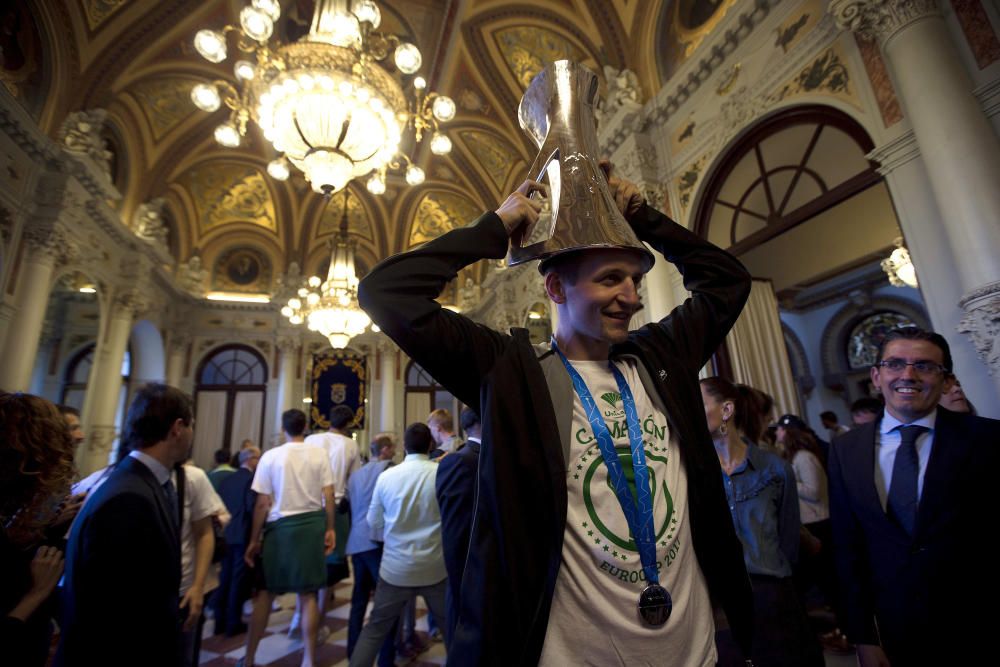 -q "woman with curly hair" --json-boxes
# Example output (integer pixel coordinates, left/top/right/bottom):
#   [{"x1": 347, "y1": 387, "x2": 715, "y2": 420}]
[{"x1": 1, "y1": 391, "x2": 76, "y2": 666}]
